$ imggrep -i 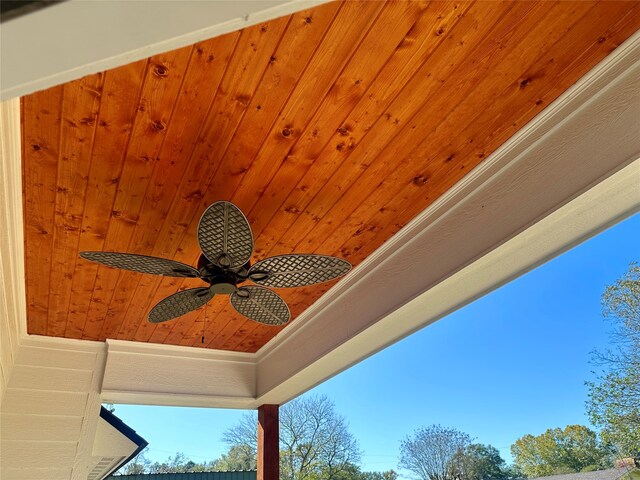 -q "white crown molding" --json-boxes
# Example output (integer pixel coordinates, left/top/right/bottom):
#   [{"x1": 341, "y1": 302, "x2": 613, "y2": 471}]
[
  {"x1": 105, "y1": 338, "x2": 254, "y2": 363},
  {"x1": 19, "y1": 335, "x2": 106, "y2": 353},
  {"x1": 0, "y1": 0, "x2": 328, "y2": 101},
  {"x1": 100, "y1": 391, "x2": 258, "y2": 410}
]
